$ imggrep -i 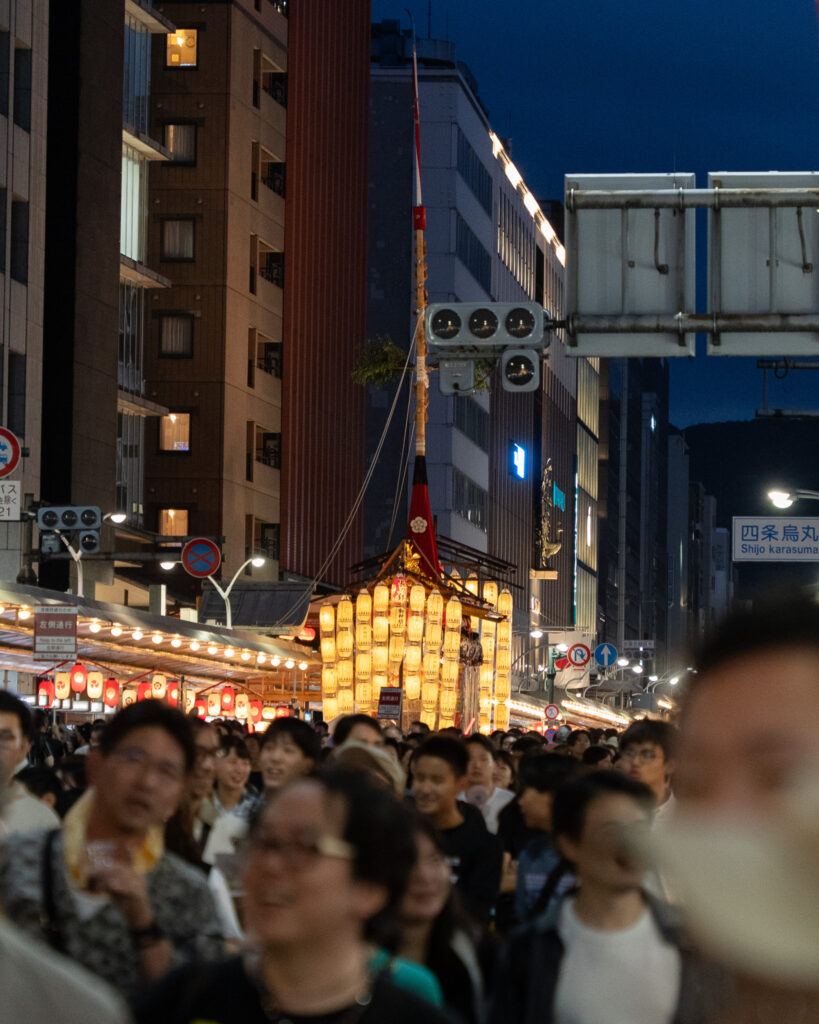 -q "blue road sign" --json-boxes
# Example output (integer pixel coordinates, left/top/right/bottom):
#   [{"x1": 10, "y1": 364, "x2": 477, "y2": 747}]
[
  {"x1": 181, "y1": 537, "x2": 222, "y2": 578},
  {"x1": 594, "y1": 643, "x2": 618, "y2": 667}
]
